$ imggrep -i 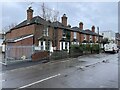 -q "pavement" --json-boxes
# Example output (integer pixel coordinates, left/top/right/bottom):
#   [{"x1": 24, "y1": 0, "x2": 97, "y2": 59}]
[
  {"x1": 1, "y1": 53, "x2": 113, "y2": 71},
  {"x1": 1, "y1": 53, "x2": 119, "y2": 88}
]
